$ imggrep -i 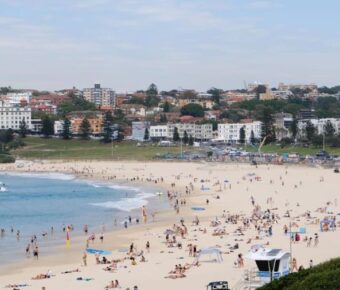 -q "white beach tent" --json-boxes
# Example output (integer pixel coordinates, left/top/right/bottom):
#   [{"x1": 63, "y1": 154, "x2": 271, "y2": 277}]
[{"x1": 196, "y1": 247, "x2": 223, "y2": 263}]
